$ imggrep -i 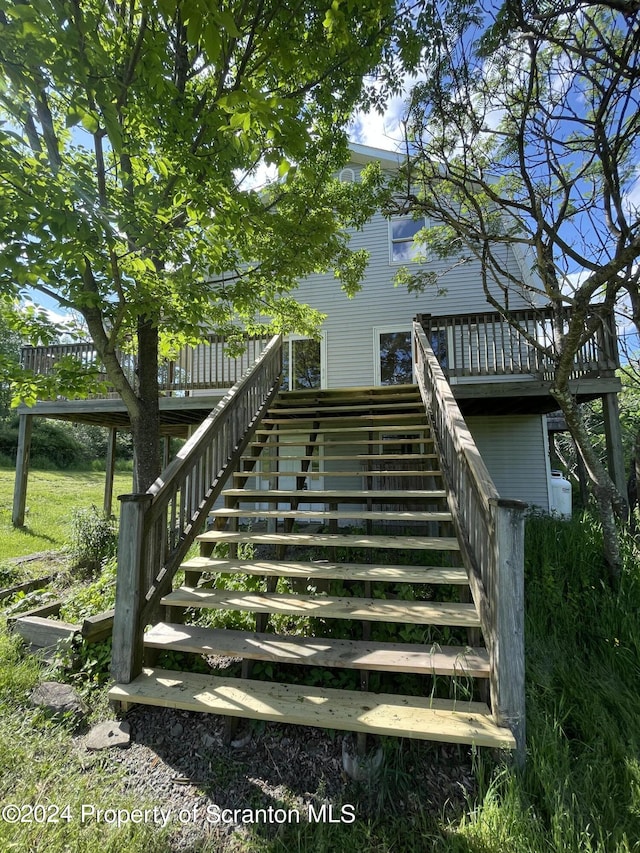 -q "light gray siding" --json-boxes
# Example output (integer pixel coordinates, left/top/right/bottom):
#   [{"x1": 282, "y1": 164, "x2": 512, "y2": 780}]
[
  {"x1": 465, "y1": 415, "x2": 551, "y2": 510},
  {"x1": 294, "y1": 161, "x2": 538, "y2": 389}
]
